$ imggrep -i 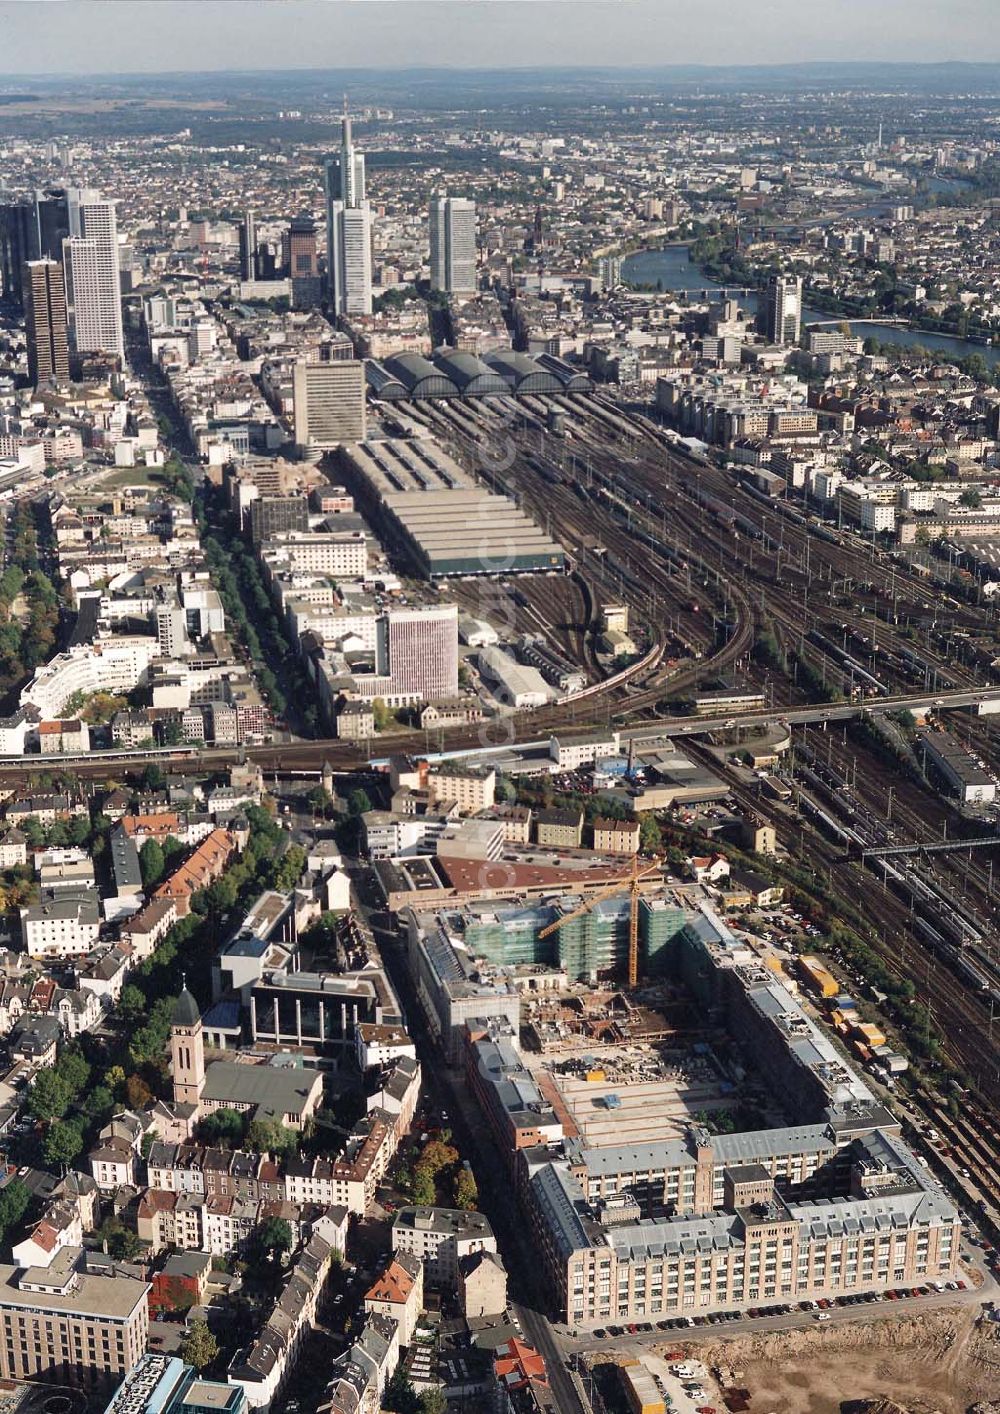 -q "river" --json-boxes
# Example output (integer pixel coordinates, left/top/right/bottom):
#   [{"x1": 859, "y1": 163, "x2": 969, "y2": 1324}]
[{"x1": 622, "y1": 245, "x2": 1000, "y2": 368}]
